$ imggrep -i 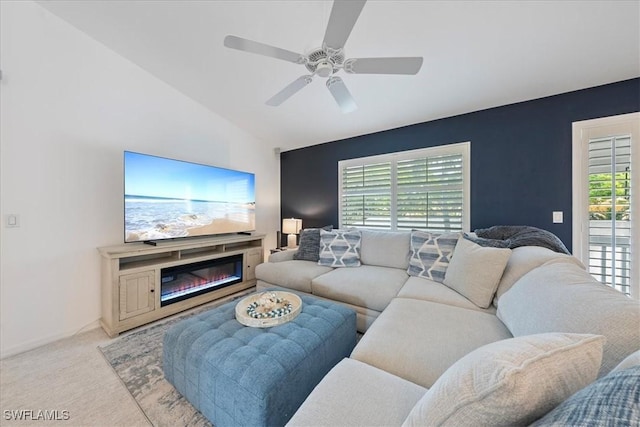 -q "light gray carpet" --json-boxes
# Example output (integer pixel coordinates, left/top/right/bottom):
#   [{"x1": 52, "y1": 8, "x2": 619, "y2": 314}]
[
  {"x1": 98, "y1": 294, "x2": 251, "y2": 427},
  {"x1": 1, "y1": 327, "x2": 150, "y2": 427}
]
